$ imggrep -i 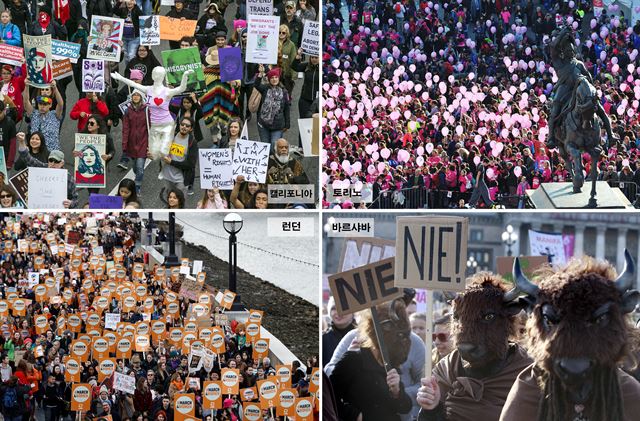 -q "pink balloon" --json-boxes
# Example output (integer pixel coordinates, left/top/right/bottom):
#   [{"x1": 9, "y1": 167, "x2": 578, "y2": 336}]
[
  {"x1": 404, "y1": 110, "x2": 412, "y2": 119},
  {"x1": 330, "y1": 162, "x2": 338, "y2": 171},
  {"x1": 442, "y1": 127, "x2": 450, "y2": 137},
  {"x1": 367, "y1": 165, "x2": 376, "y2": 175},
  {"x1": 372, "y1": 151, "x2": 379, "y2": 161},
  {"x1": 397, "y1": 149, "x2": 410, "y2": 163},
  {"x1": 381, "y1": 148, "x2": 391, "y2": 159},
  {"x1": 377, "y1": 162, "x2": 386, "y2": 173},
  {"x1": 473, "y1": 156, "x2": 481, "y2": 166},
  {"x1": 513, "y1": 166, "x2": 522, "y2": 177},
  {"x1": 352, "y1": 162, "x2": 362, "y2": 173},
  {"x1": 425, "y1": 143, "x2": 434, "y2": 154},
  {"x1": 455, "y1": 125, "x2": 463, "y2": 136},
  {"x1": 486, "y1": 168, "x2": 495, "y2": 179}
]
